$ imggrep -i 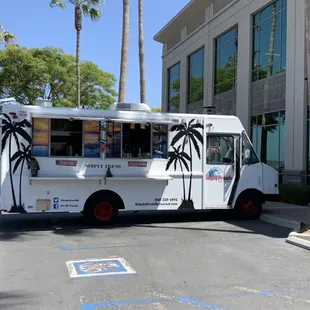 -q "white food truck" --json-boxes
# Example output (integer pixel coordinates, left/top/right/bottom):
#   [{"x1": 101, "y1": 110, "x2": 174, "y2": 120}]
[{"x1": 0, "y1": 101, "x2": 281, "y2": 223}]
